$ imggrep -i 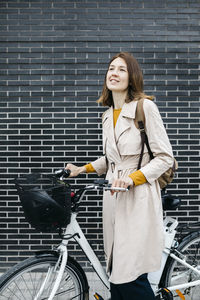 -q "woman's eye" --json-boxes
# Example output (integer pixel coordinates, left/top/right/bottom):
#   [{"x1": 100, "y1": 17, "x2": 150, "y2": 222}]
[{"x1": 108, "y1": 67, "x2": 126, "y2": 72}]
